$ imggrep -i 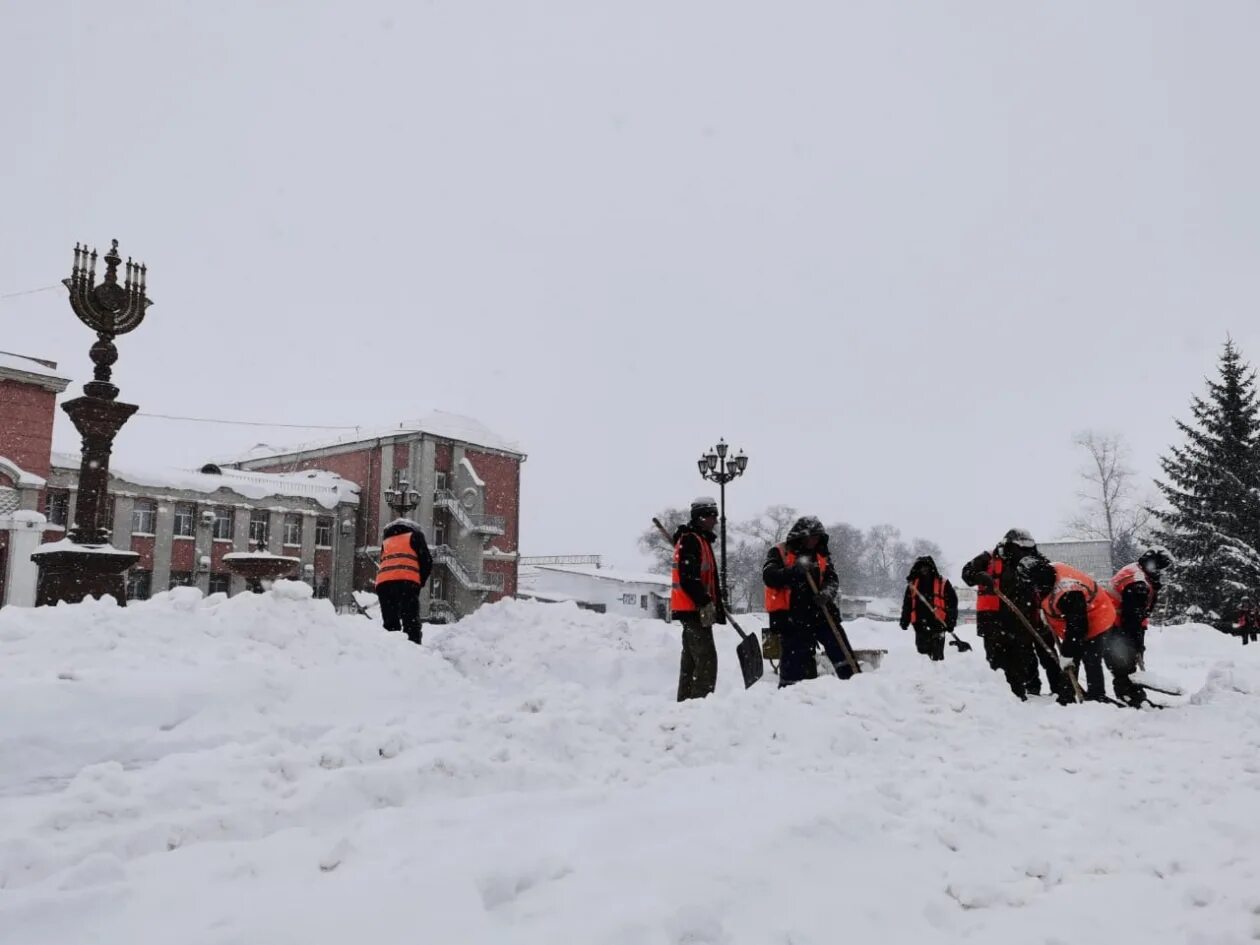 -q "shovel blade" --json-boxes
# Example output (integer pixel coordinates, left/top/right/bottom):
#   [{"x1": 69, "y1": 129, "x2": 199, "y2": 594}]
[{"x1": 736, "y1": 633, "x2": 765, "y2": 688}]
